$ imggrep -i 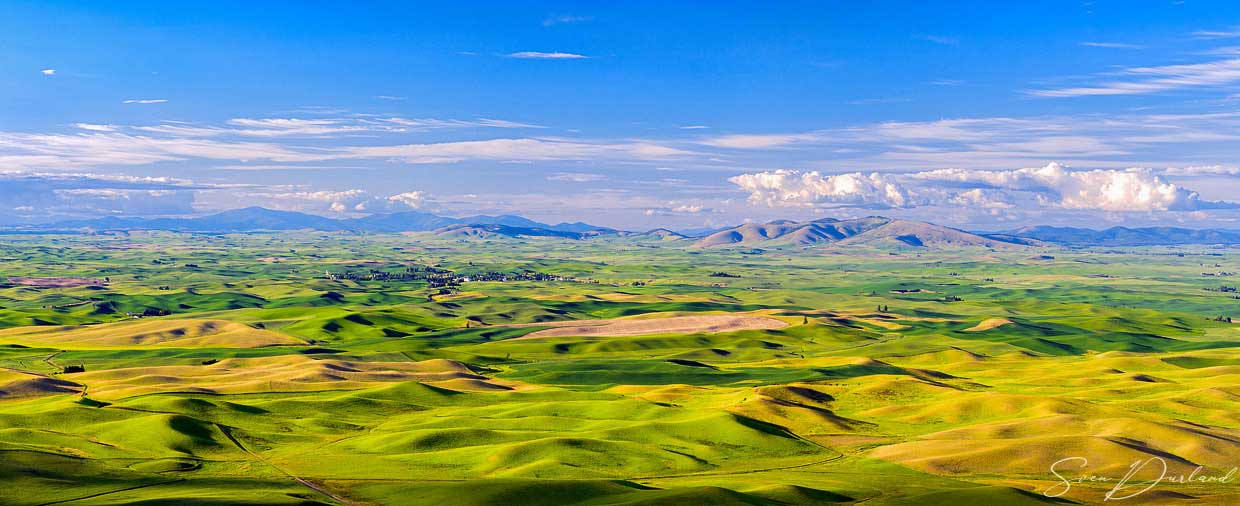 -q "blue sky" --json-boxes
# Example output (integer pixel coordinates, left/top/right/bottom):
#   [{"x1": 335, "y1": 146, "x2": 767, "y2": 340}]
[{"x1": 3, "y1": 1, "x2": 1240, "y2": 230}]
